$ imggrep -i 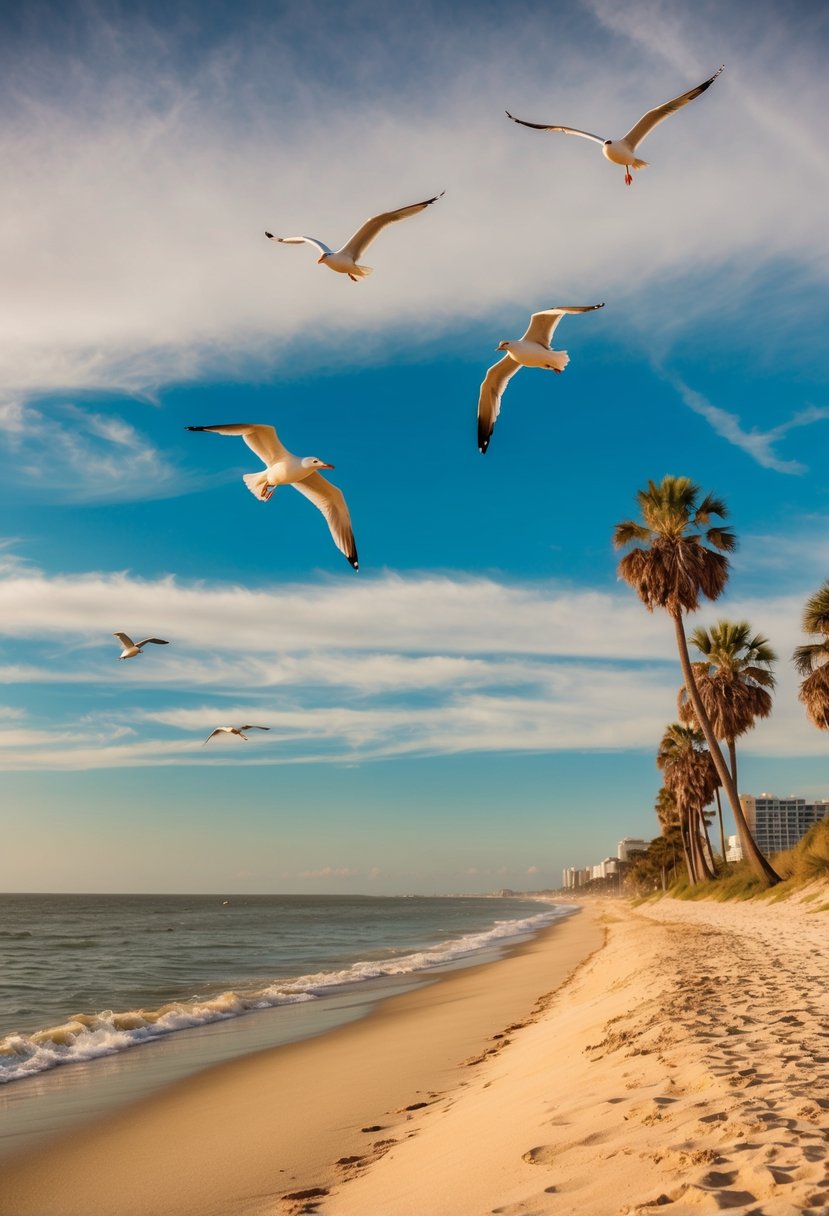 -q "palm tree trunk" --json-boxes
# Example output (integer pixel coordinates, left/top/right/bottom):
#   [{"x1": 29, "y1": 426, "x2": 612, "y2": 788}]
[
  {"x1": 686, "y1": 808, "x2": 707, "y2": 882},
  {"x1": 728, "y1": 737, "x2": 738, "y2": 792},
  {"x1": 701, "y1": 811, "x2": 717, "y2": 875},
  {"x1": 714, "y1": 787, "x2": 727, "y2": 867},
  {"x1": 673, "y1": 611, "x2": 780, "y2": 887},
  {"x1": 694, "y1": 809, "x2": 715, "y2": 880},
  {"x1": 679, "y1": 815, "x2": 695, "y2": 883}
]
